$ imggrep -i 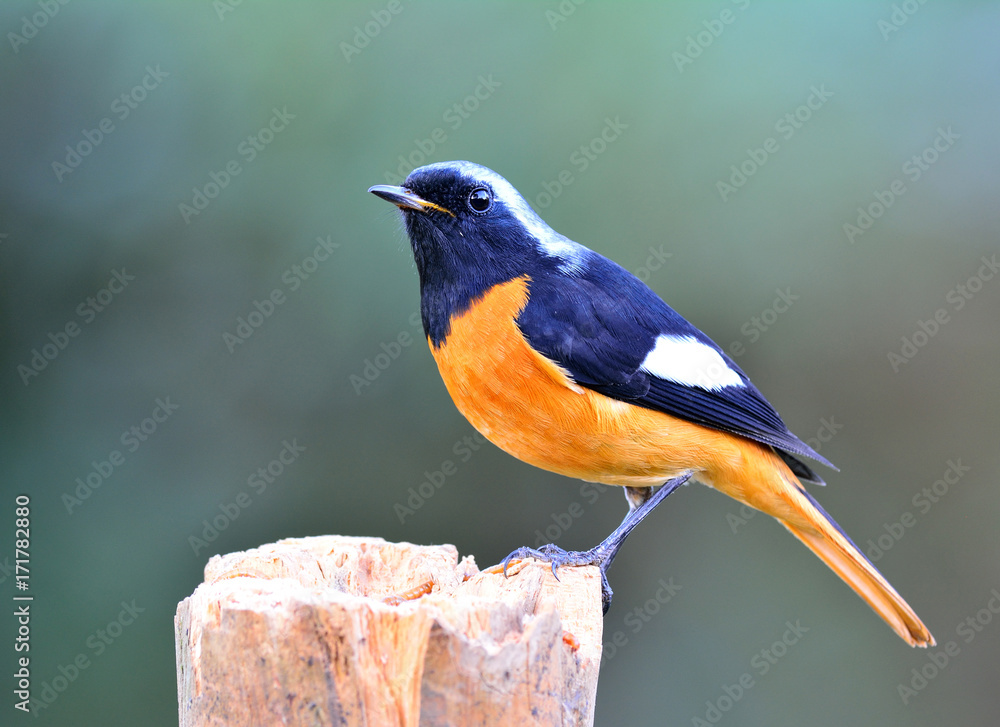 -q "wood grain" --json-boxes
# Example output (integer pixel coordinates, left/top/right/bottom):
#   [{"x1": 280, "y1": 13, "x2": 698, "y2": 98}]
[{"x1": 175, "y1": 535, "x2": 603, "y2": 726}]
